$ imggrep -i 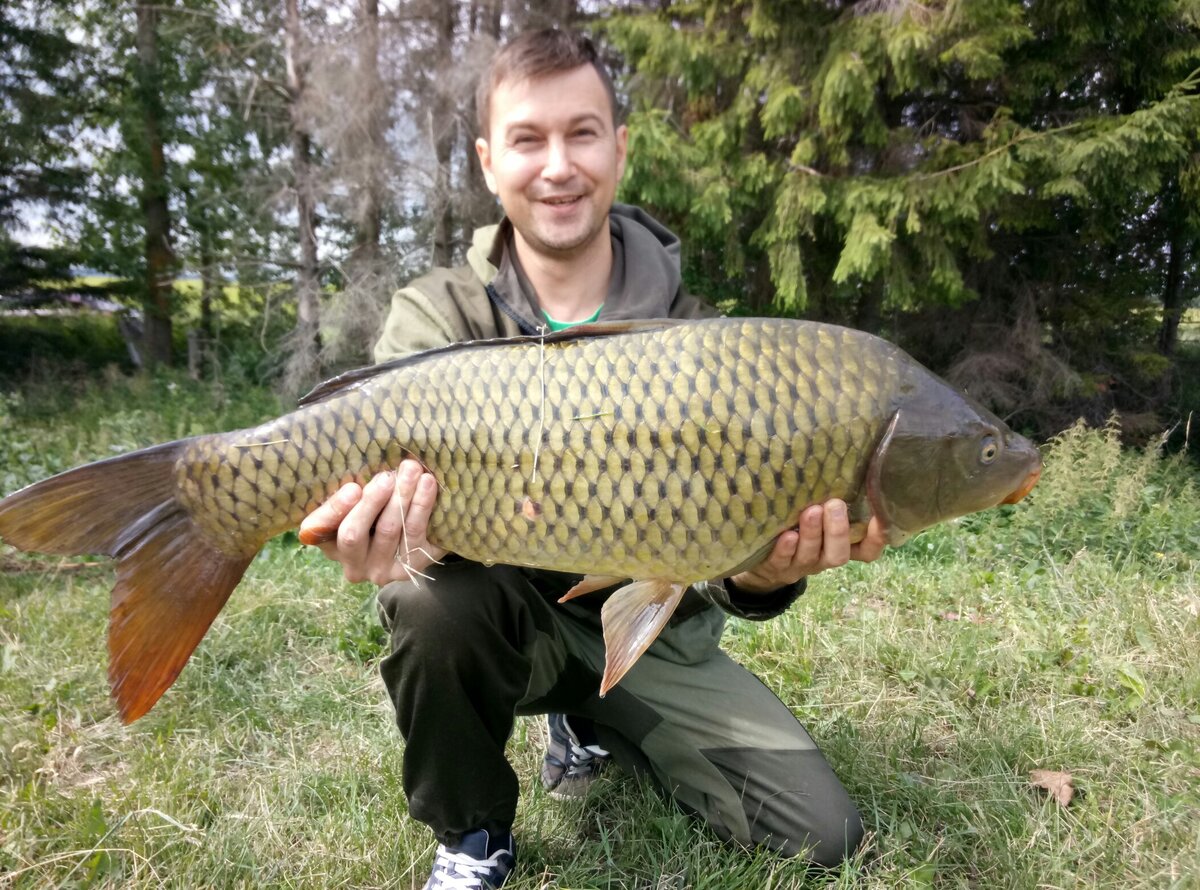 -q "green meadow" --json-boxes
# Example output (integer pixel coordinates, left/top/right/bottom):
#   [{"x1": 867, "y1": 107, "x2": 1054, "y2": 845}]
[{"x1": 0, "y1": 371, "x2": 1197, "y2": 888}]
